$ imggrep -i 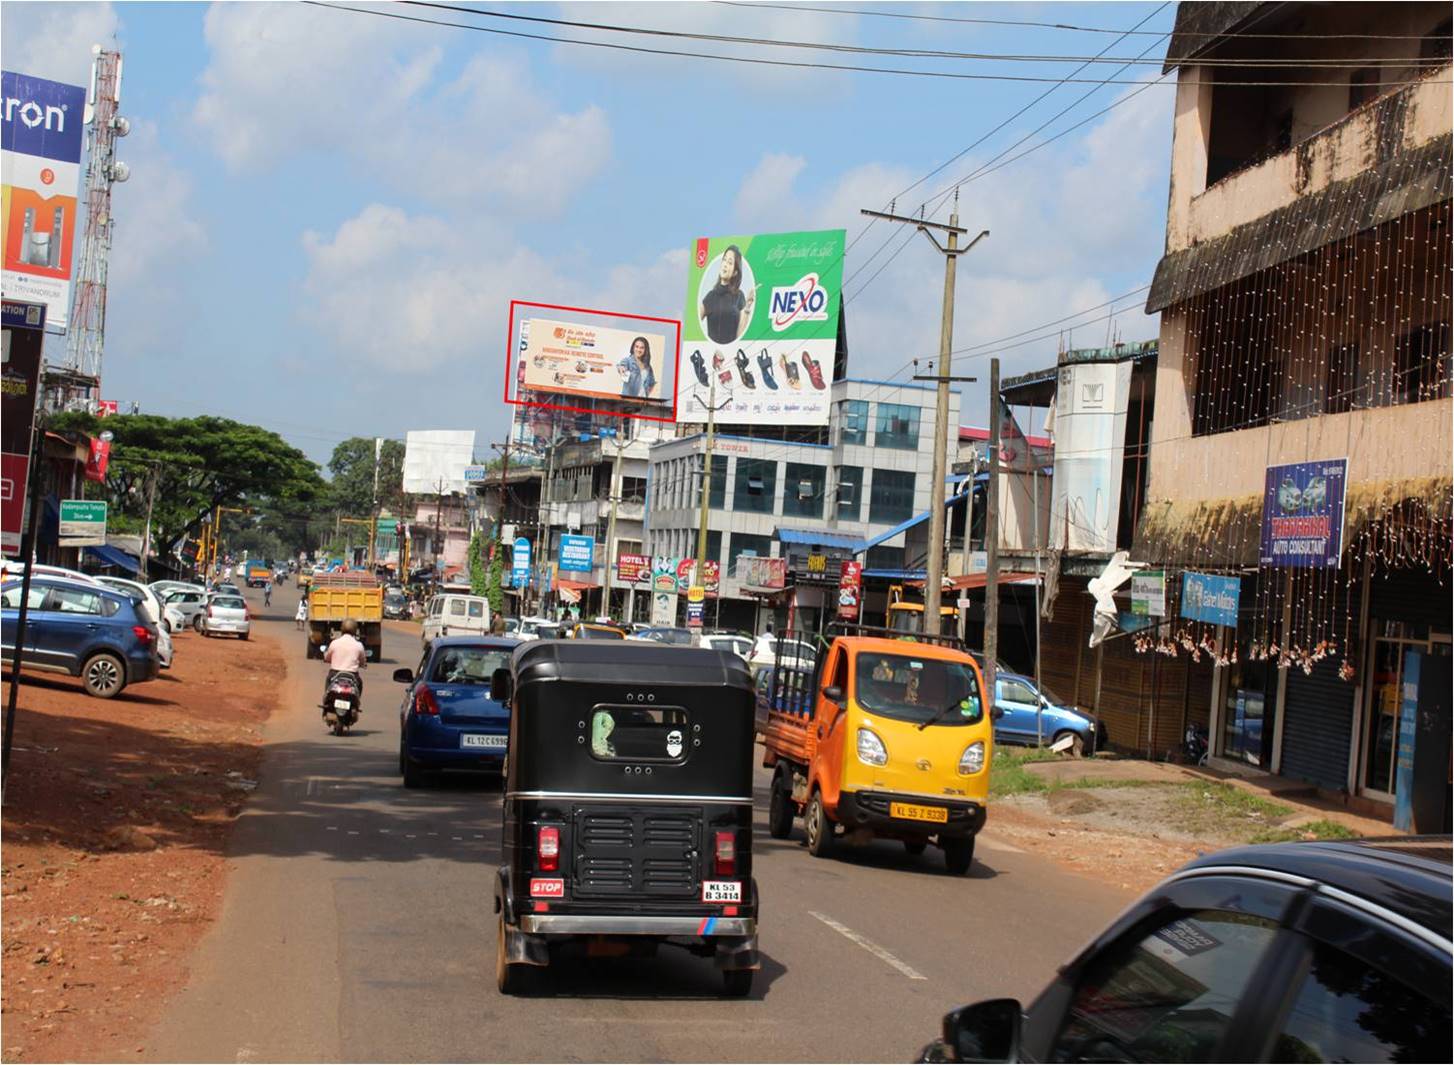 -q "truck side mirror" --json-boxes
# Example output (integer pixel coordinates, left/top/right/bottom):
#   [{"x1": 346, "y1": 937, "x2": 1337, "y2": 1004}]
[
  {"x1": 490, "y1": 668, "x2": 513, "y2": 703},
  {"x1": 822, "y1": 685, "x2": 845, "y2": 708}
]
